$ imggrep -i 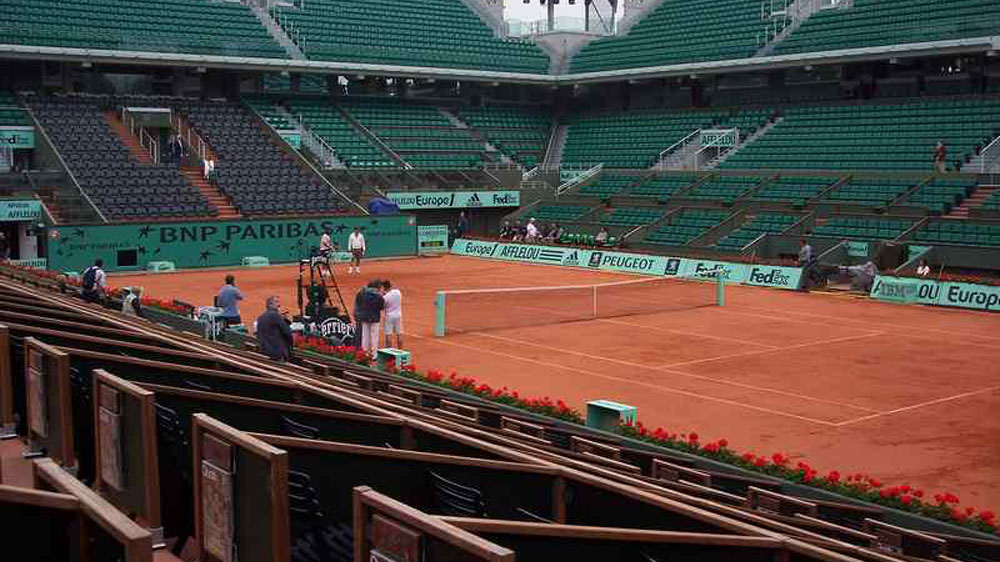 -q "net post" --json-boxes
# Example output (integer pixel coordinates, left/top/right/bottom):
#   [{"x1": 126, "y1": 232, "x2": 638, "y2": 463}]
[
  {"x1": 434, "y1": 291, "x2": 446, "y2": 337},
  {"x1": 716, "y1": 272, "x2": 725, "y2": 307}
]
